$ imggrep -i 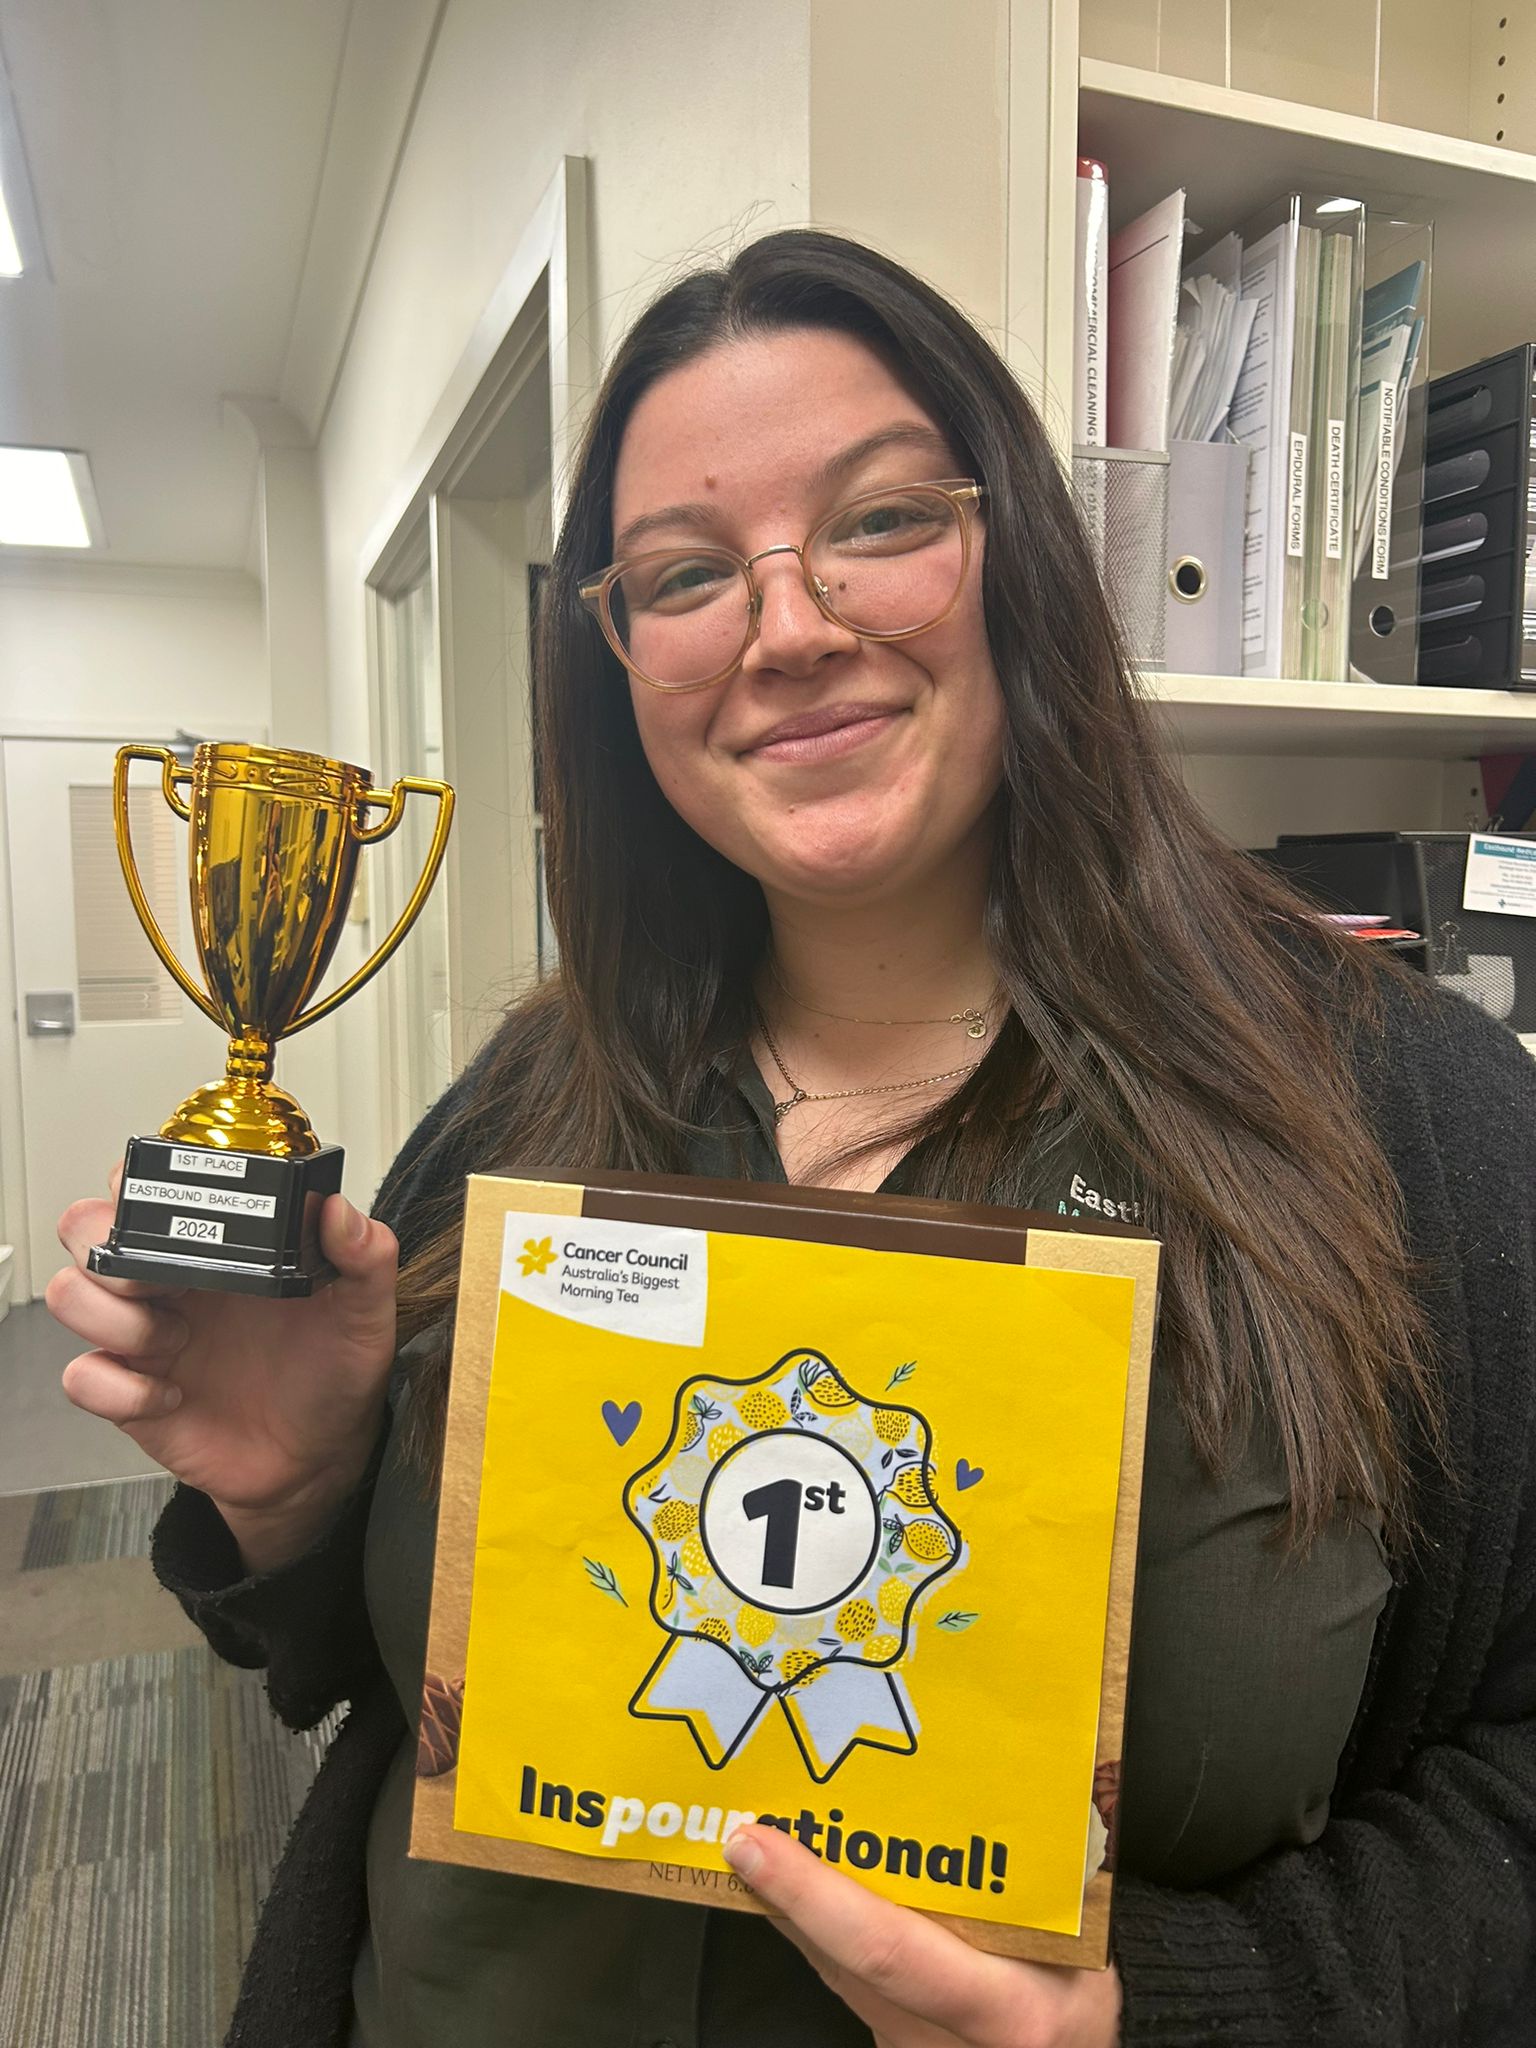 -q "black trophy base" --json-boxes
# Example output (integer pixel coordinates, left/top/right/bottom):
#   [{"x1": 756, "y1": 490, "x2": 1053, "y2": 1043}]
[{"x1": 88, "y1": 1137, "x2": 345, "y2": 1297}]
